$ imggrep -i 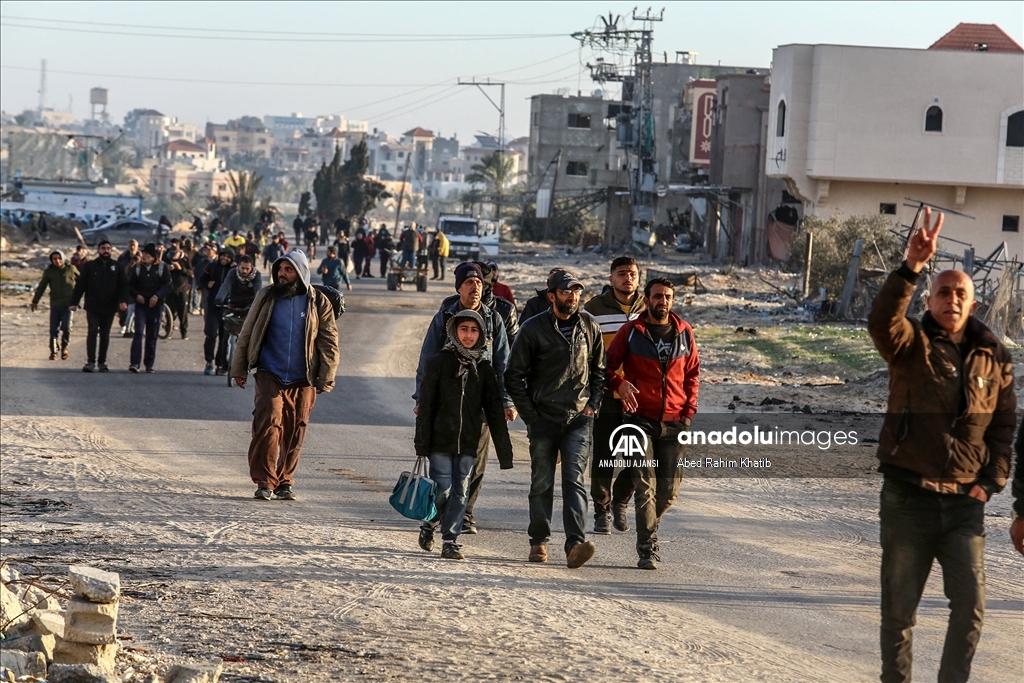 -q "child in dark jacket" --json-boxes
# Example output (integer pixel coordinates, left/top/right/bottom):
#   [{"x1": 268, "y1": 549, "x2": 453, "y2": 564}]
[{"x1": 415, "y1": 309, "x2": 514, "y2": 559}]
